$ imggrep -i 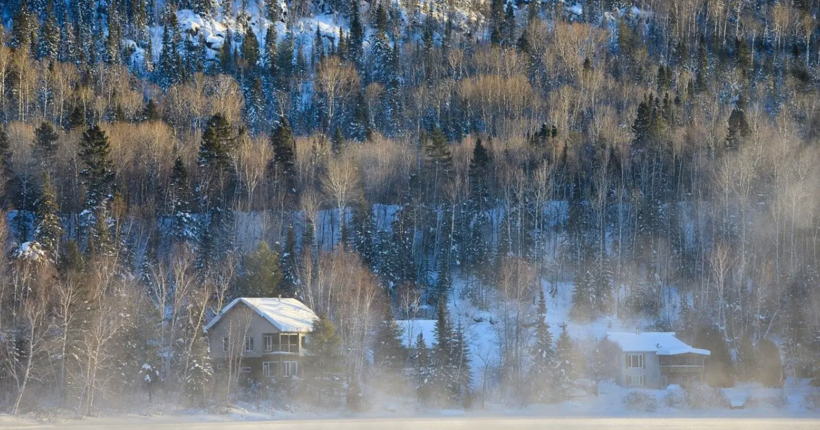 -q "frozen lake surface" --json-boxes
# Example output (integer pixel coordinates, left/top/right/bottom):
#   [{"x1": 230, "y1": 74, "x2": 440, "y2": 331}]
[{"x1": 2, "y1": 417, "x2": 819, "y2": 430}]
